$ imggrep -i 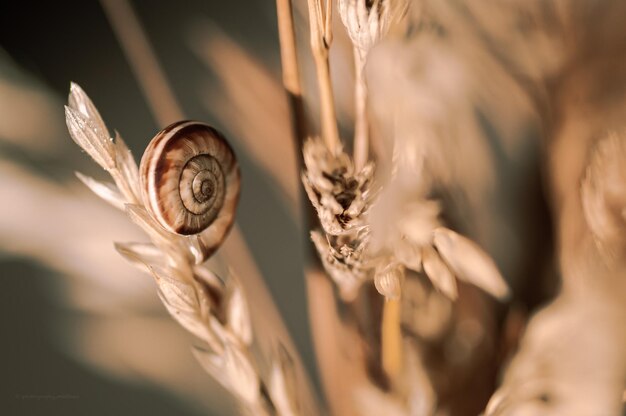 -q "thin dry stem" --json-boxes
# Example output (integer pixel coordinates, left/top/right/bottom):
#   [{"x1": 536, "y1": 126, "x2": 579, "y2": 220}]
[
  {"x1": 276, "y1": 0, "x2": 309, "y2": 149},
  {"x1": 352, "y1": 49, "x2": 369, "y2": 170},
  {"x1": 276, "y1": 0, "x2": 303, "y2": 97},
  {"x1": 109, "y1": 168, "x2": 137, "y2": 204},
  {"x1": 381, "y1": 298, "x2": 402, "y2": 381},
  {"x1": 323, "y1": 0, "x2": 333, "y2": 46},
  {"x1": 306, "y1": 0, "x2": 341, "y2": 153},
  {"x1": 277, "y1": 2, "x2": 370, "y2": 413}
]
